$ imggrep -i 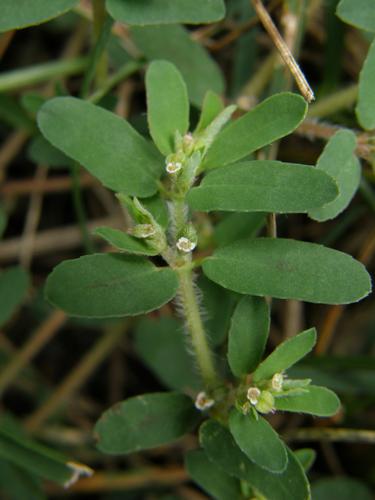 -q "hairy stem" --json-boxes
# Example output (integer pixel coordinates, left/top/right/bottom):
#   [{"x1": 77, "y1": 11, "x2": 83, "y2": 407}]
[{"x1": 177, "y1": 267, "x2": 218, "y2": 389}]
